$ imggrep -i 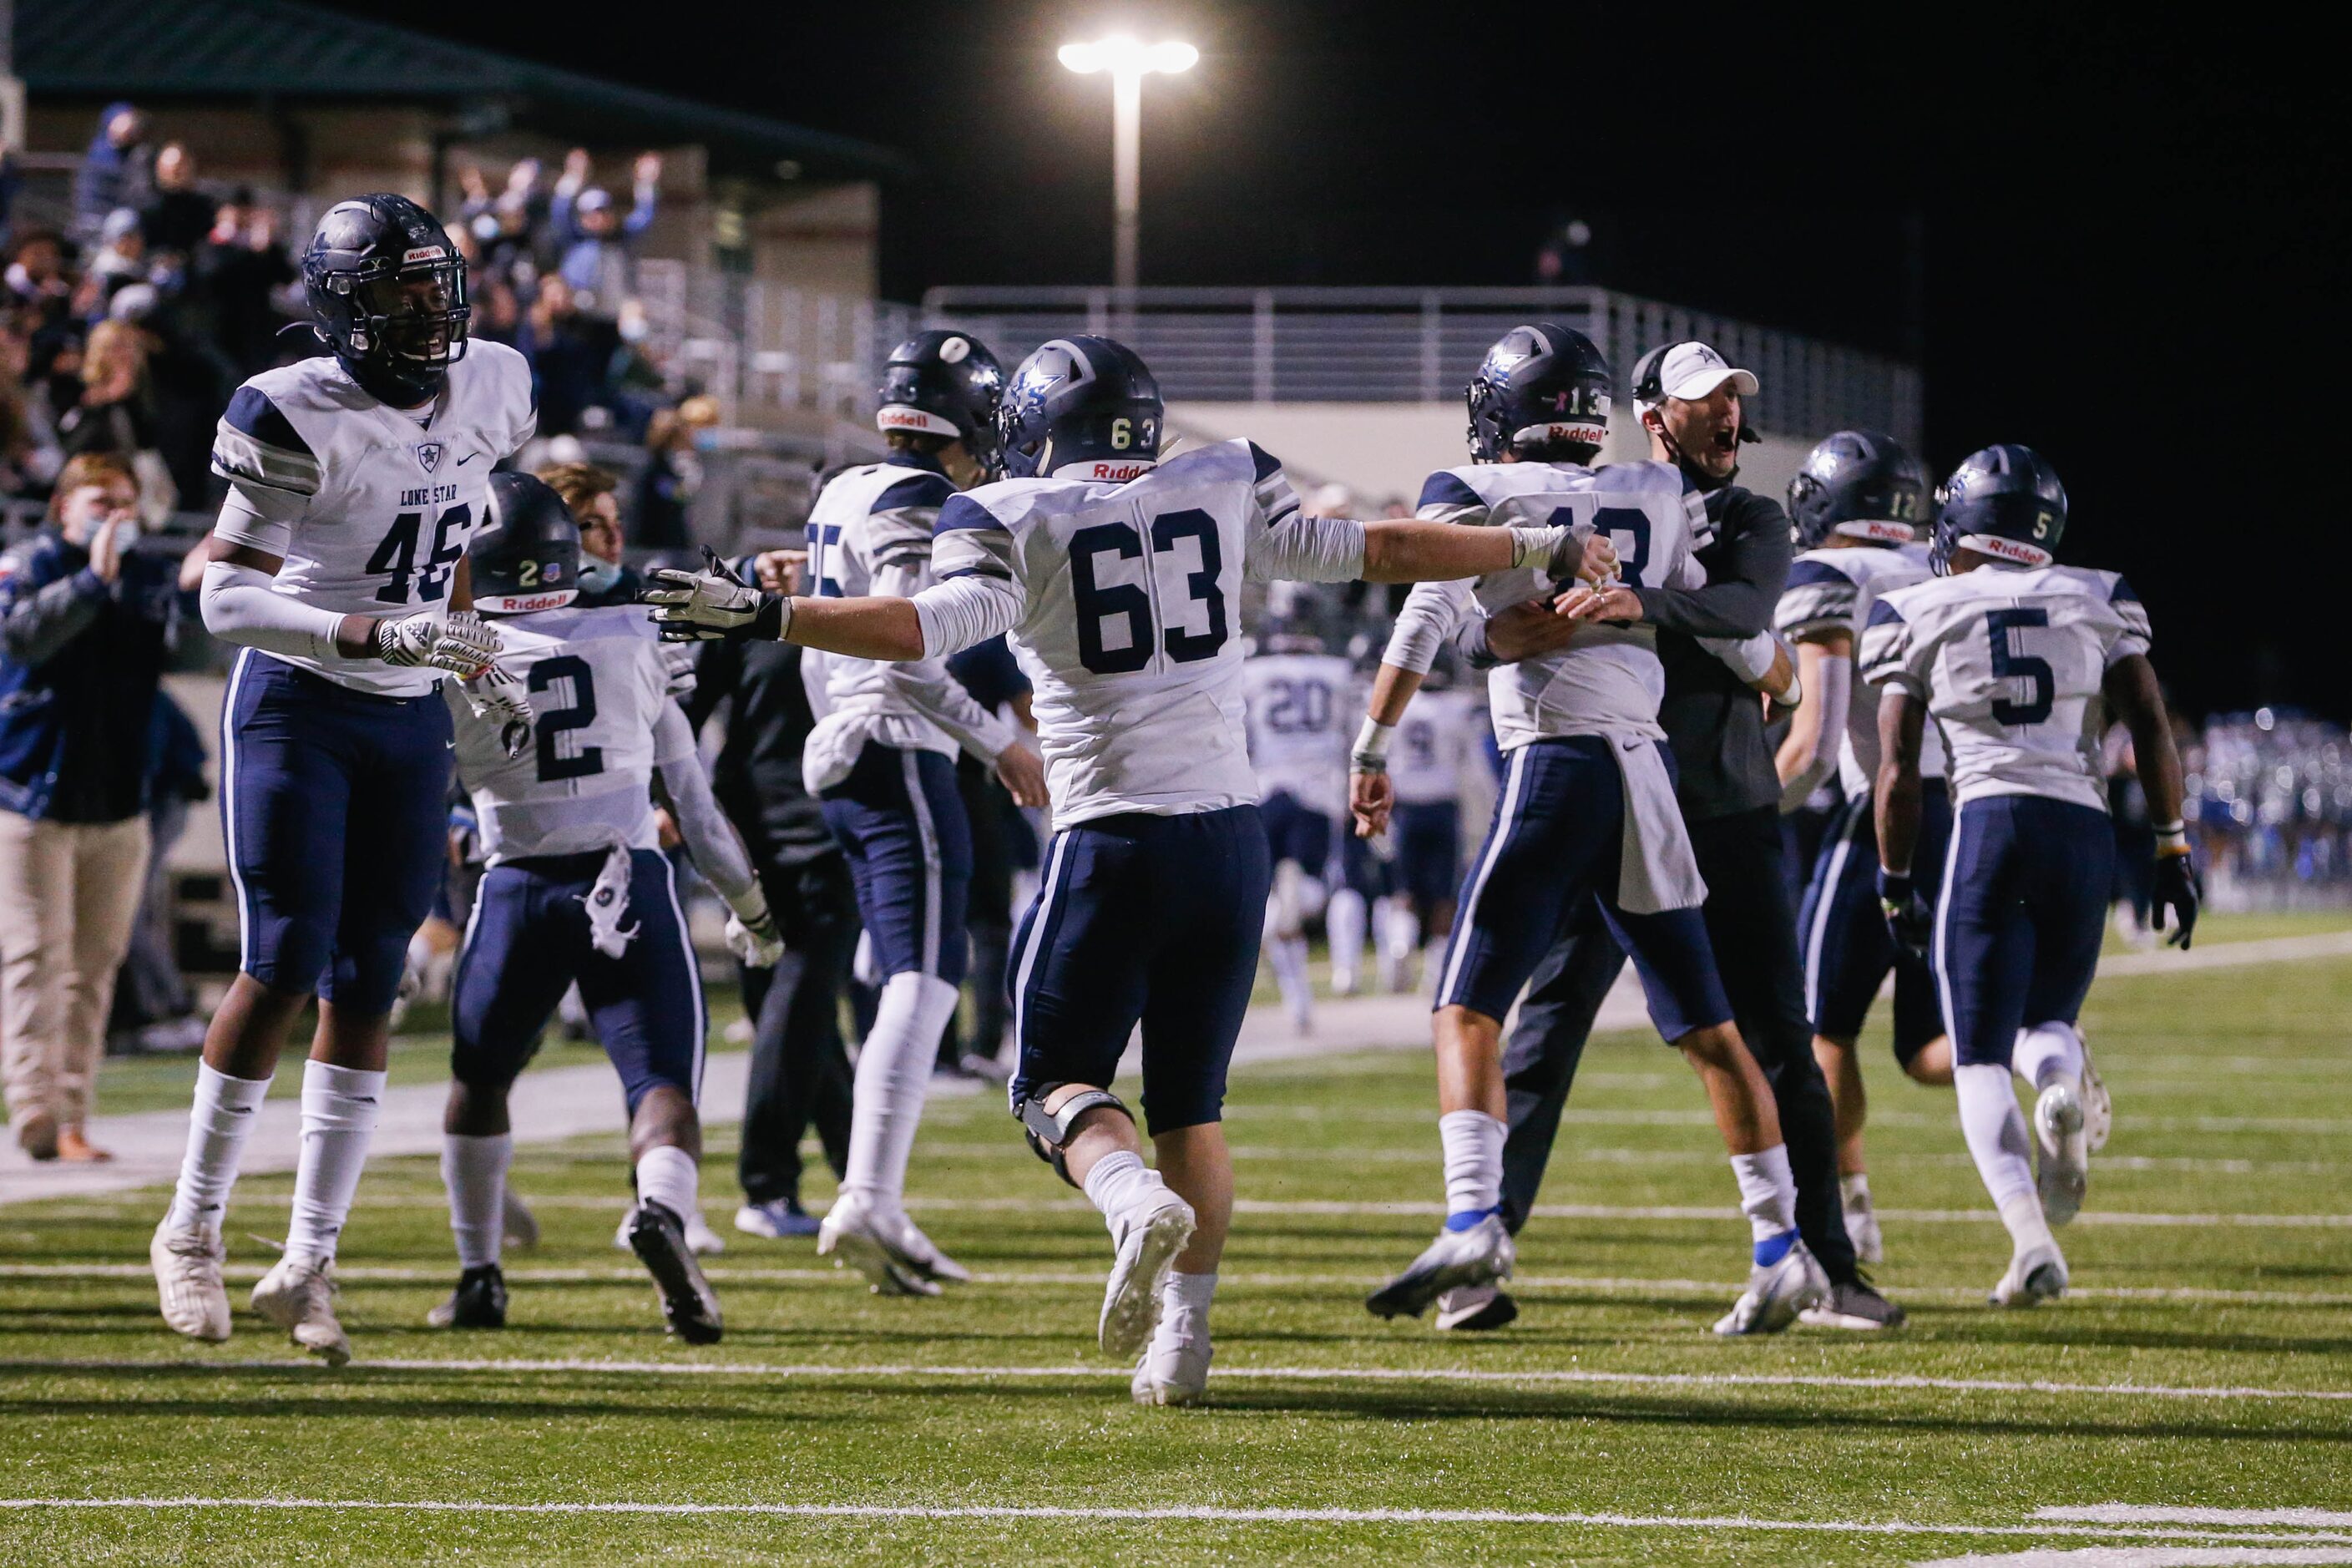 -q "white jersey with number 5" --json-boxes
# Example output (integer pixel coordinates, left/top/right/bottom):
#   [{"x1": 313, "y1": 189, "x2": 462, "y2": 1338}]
[
  {"x1": 1859, "y1": 565, "x2": 2151, "y2": 812},
  {"x1": 1241, "y1": 651, "x2": 1354, "y2": 817},
  {"x1": 928, "y1": 438, "x2": 1369, "y2": 828},
  {"x1": 209, "y1": 342, "x2": 538, "y2": 697},
  {"x1": 446, "y1": 604, "x2": 692, "y2": 863}
]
